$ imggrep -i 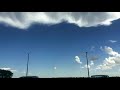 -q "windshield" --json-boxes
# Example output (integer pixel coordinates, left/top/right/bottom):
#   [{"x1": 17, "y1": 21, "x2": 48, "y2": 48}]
[{"x1": 0, "y1": 12, "x2": 120, "y2": 78}]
